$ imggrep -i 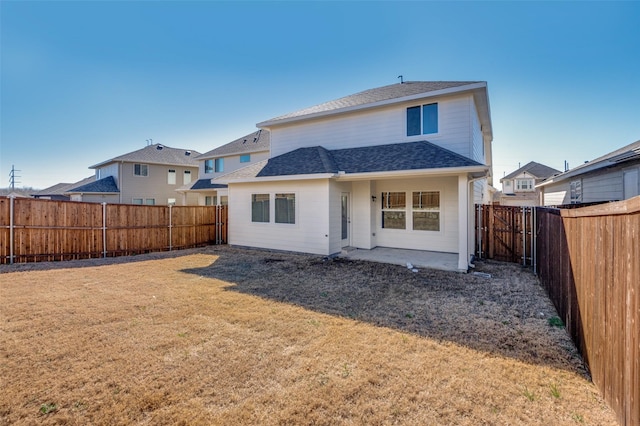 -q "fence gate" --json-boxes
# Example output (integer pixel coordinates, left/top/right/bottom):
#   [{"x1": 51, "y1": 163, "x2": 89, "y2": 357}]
[{"x1": 475, "y1": 204, "x2": 534, "y2": 266}]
